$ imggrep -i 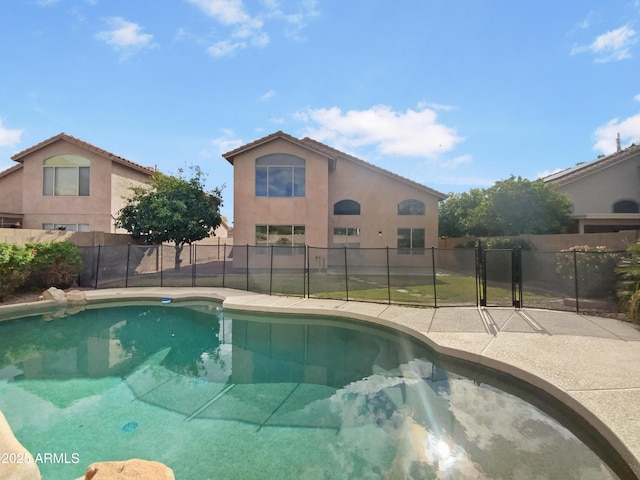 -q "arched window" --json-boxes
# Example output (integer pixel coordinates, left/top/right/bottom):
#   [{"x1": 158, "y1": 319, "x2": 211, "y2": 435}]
[
  {"x1": 333, "y1": 199, "x2": 361, "y2": 215},
  {"x1": 613, "y1": 200, "x2": 639, "y2": 213},
  {"x1": 255, "y1": 154, "x2": 305, "y2": 197},
  {"x1": 43, "y1": 155, "x2": 90, "y2": 196},
  {"x1": 397, "y1": 199, "x2": 425, "y2": 215}
]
